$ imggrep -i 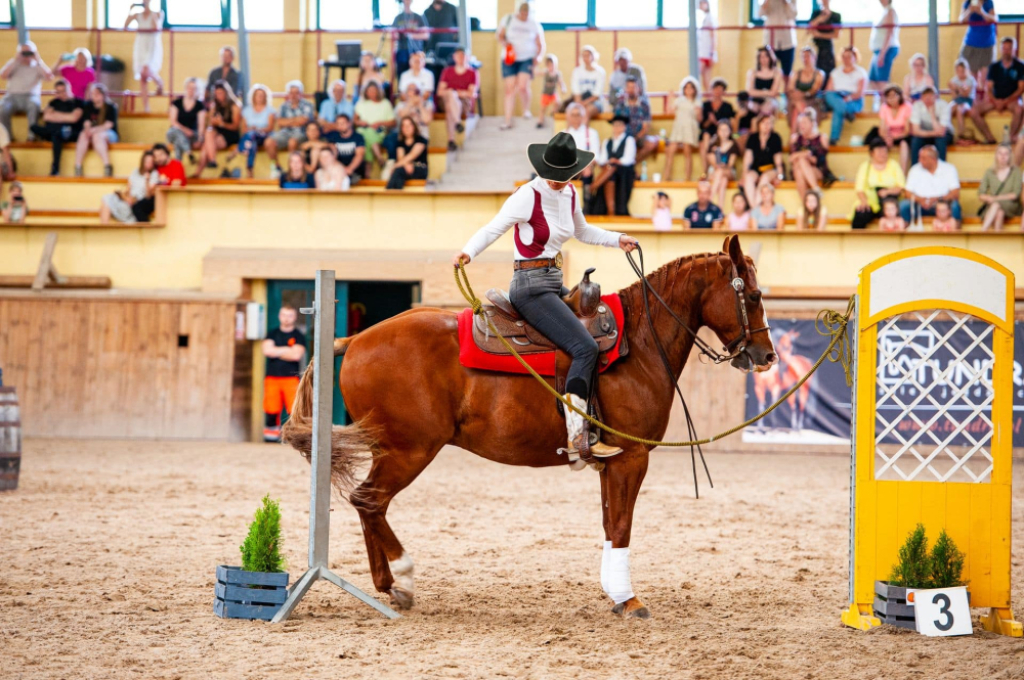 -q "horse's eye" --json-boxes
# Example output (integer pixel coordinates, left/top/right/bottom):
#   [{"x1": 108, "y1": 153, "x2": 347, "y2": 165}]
[{"x1": 749, "y1": 291, "x2": 762, "y2": 304}]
